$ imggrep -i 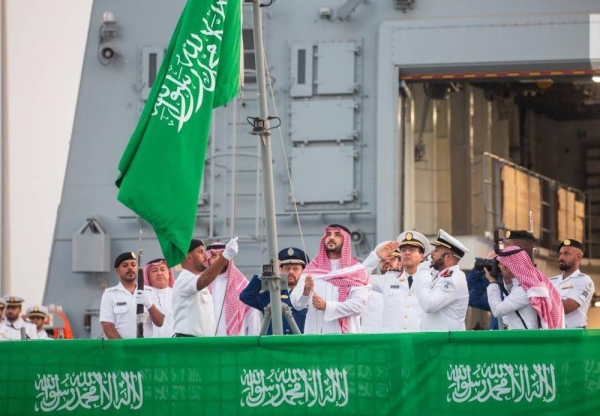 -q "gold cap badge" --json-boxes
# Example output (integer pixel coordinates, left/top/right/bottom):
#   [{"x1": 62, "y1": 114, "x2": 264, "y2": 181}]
[
  {"x1": 564, "y1": 239, "x2": 571, "y2": 246},
  {"x1": 406, "y1": 232, "x2": 413, "y2": 241},
  {"x1": 505, "y1": 231, "x2": 511, "y2": 238}
]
